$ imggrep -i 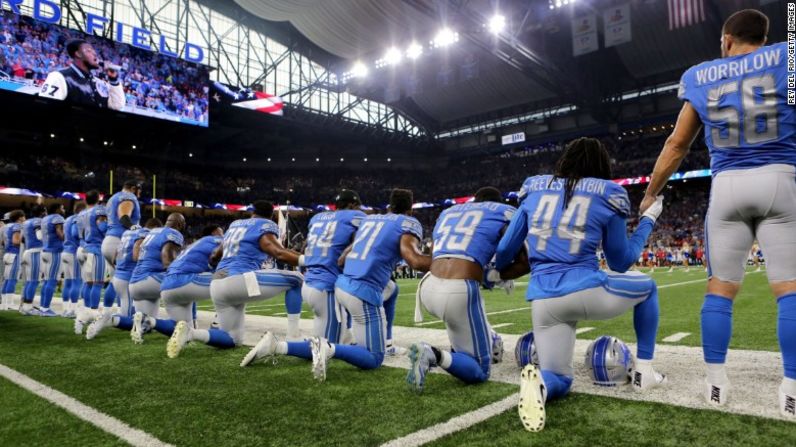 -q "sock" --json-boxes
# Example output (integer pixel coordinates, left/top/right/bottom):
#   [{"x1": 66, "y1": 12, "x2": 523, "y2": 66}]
[
  {"x1": 276, "y1": 341, "x2": 289, "y2": 355},
  {"x1": 206, "y1": 329, "x2": 236, "y2": 348},
  {"x1": 633, "y1": 287, "x2": 659, "y2": 360},
  {"x1": 153, "y1": 319, "x2": 177, "y2": 337},
  {"x1": 81, "y1": 283, "x2": 90, "y2": 307},
  {"x1": 706, "y1": 363, "x2": 728, "y2": 384},
  {"x1": 40, "y1": 279, "x2": 57, "y2": 309},
  {"x1": 701, "y1": 294, "x2": 733, "y2": 364},
  {"x1": 112, "y1": 316, "x2": 134, "y2": 330},
  {"x1": 103, "y1": 283, "x2": 117, "y2": 309},
  {"x1": 71, "y1": 280, "x2": 82, "y2": 303},
  {"x1": 90, "y1": 283, "x2": 103, "y2": 309},
  {"x1": 540, "y1": 370, "x2": 573, "y2": 402},
  {"x1": 286, "y1": 341, "x2": 312, "y2": 359},
  {"x1": 23, "y1": 281, "x2": 38, "y2": 303},
  {"x1": 445, "y1": 352, "x2": 489, "y2": 383},
  {"x1": 383, "y1": 285, "x2": 398, "y2": 341},
  {"x1": 284, "y1": 286, "x2": 302, "y2": 313},
  {"x1": 193, "y1": 329, "x2": 210, "y2": 343},
  {"x1": 782, "y1": 377, "x2": 796, "y2": 396},
  {"x1": 777, "y1": 293, "x2": 796, "y2": 380},
  {"x1": 62, "y1": 279, "x2": 73, "y2": 305},
  {"x1": 332, "y1": 344, "x2": 383, "y2": 370}
]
